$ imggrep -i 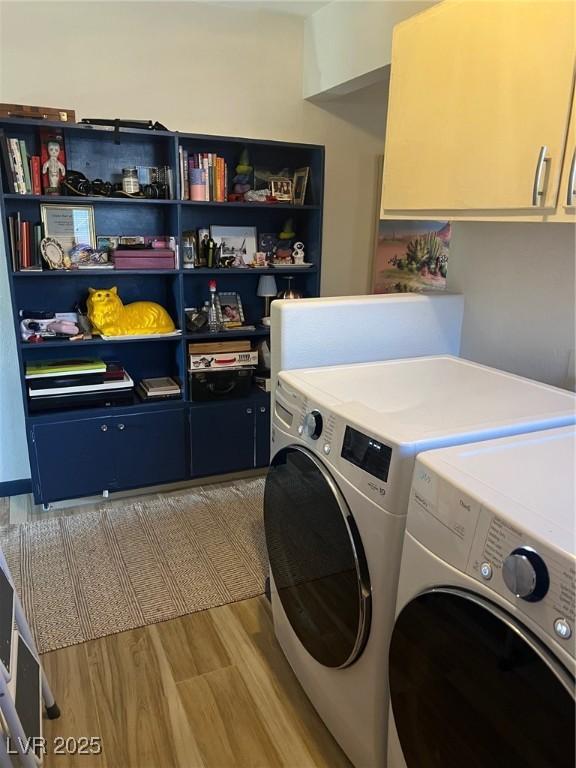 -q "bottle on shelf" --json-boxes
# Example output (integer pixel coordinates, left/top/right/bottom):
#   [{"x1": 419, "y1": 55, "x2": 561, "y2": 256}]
[{"x1": 208, "y1": 279, "x2": 221, "y2": 332}]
